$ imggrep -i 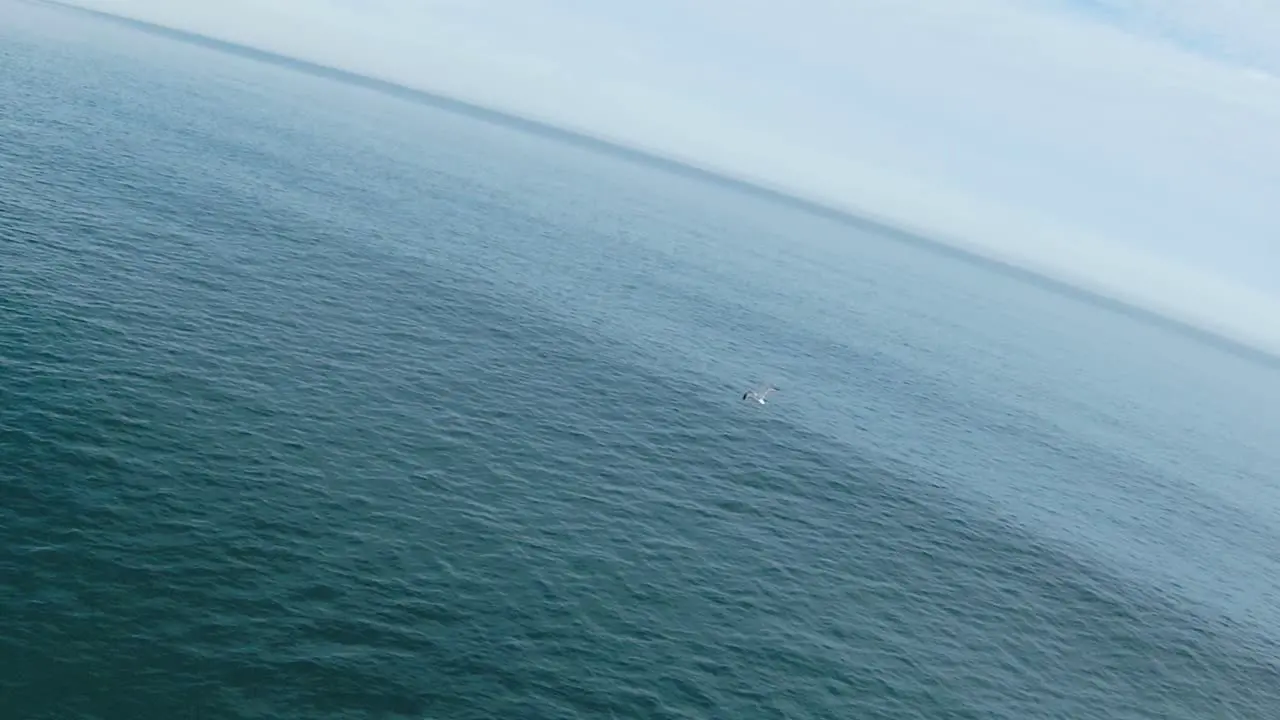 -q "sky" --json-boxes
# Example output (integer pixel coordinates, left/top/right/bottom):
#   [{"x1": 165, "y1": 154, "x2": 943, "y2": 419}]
[{"x1": 48, "y1": 0, "x2": 1280, "y2": 354}]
